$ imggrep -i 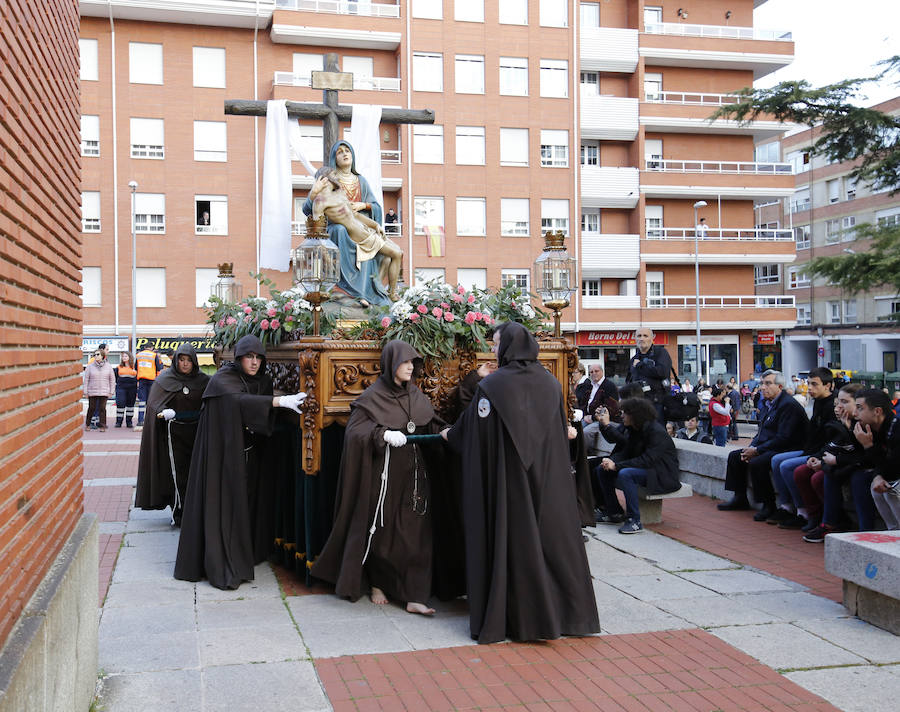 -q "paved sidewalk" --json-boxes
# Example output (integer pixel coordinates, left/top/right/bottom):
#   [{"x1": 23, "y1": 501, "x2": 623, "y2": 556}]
[{"x1": 84, "y1": 425, "x2": 900, "y2": 712}]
